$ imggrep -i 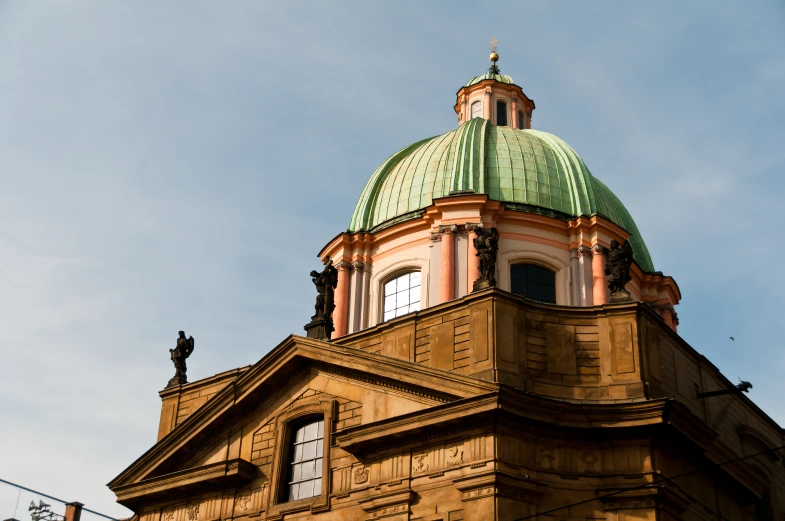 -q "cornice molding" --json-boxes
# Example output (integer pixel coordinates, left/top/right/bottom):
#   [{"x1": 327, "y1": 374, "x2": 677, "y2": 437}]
[{"x1": 113, "y1": 459, "x2": 257, "y2": 507}]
